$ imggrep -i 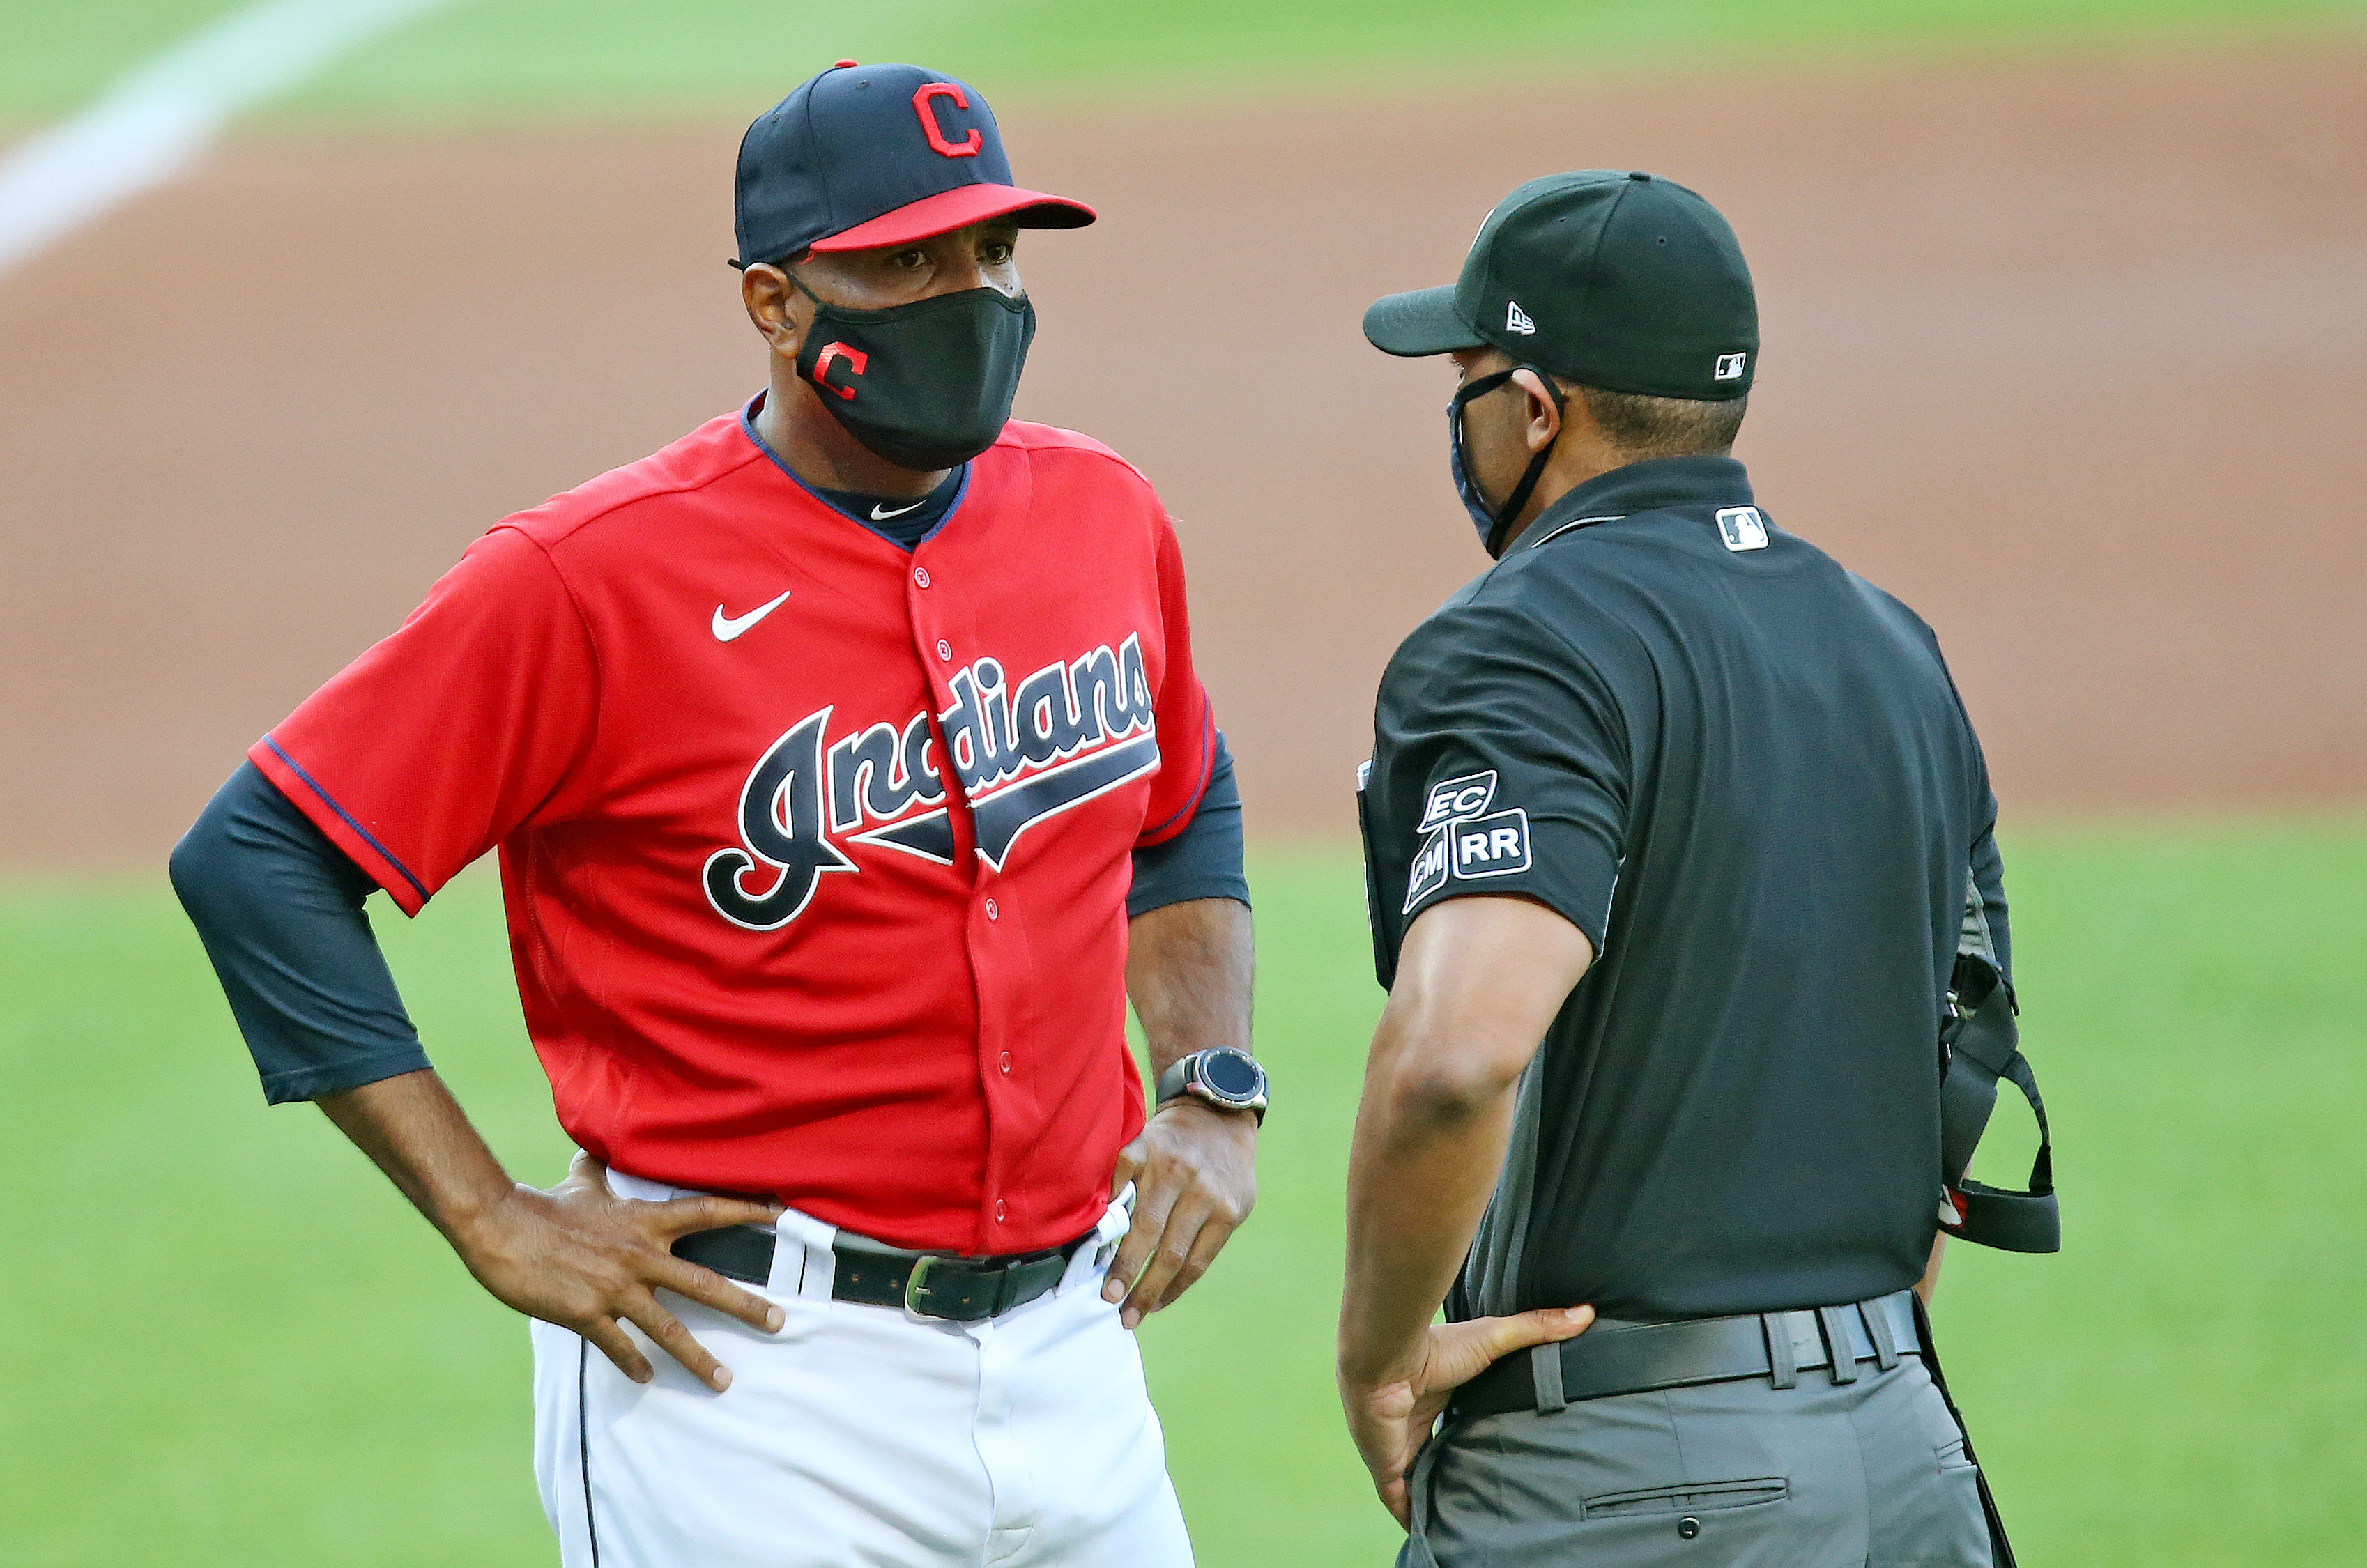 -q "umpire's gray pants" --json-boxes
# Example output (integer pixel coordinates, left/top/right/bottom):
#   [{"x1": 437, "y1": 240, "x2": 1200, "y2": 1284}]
[{"x1": 1400, "y1": 1352, "x2": 1990, "y2": 1567}]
